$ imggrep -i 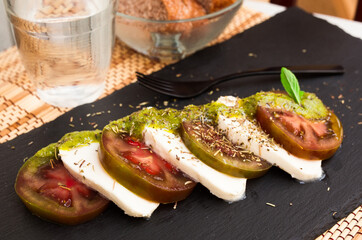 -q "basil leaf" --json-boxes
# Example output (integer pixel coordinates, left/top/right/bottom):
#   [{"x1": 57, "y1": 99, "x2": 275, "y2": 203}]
[
  {"x1": 280, "y1": 67, "x2": 304, "y2": 104},
  {"x1": 299, "y1": 90, "x2": 305, "y2": 99}
]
